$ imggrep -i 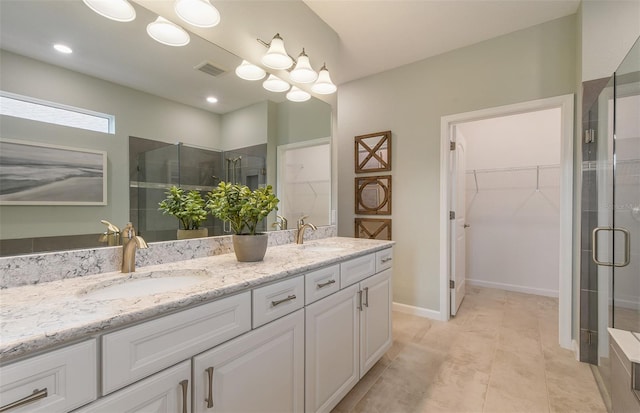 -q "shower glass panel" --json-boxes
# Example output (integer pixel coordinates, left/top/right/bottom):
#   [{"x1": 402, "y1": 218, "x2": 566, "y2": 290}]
[
  {"x1": 134, "y1": 143, "x2": 223, "y2": 241},
  {"x1": 583, "y1": 37, "x2": 640, "y2": 403}
]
